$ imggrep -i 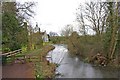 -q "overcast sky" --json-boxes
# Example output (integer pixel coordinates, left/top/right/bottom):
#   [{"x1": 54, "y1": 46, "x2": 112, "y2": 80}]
[{"x1": 16, "y1": 0, "x2": 88, "y2": 34}]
